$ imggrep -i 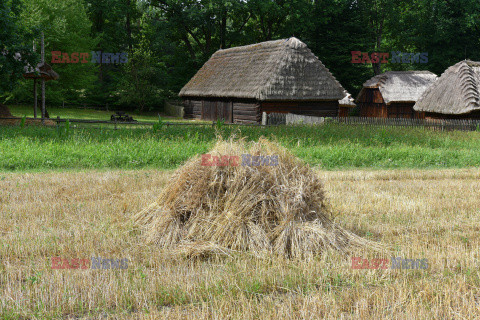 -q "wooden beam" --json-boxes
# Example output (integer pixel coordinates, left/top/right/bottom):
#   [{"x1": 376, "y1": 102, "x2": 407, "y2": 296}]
[
  {"x1": 33, "y1": 79, "x2": 37, "y2": 118},
  {"x1": 41, "y1": 32, "x2": 45, "y2": 123}
]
